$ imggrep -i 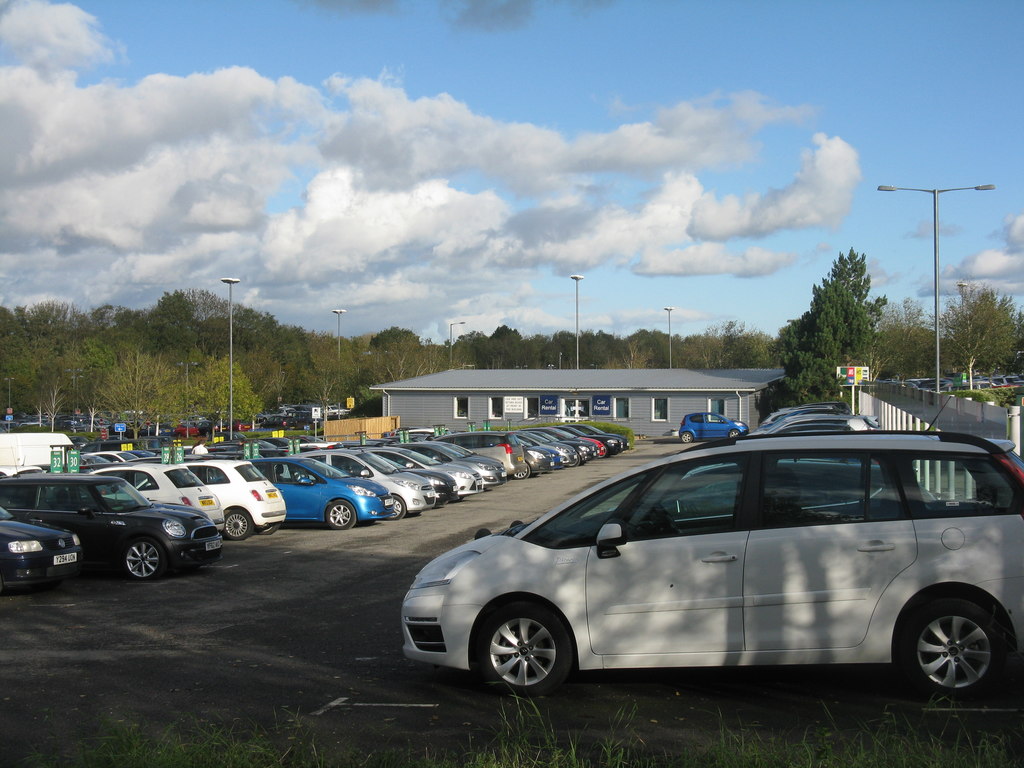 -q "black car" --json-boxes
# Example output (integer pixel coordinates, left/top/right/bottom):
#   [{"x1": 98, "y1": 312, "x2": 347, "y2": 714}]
[
  {"x1": 0, "y1": 507, "x2": 83, "y2": 593},
  {"x1": 0, "y1": 475, "x2": 222, "y2": 581}
]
